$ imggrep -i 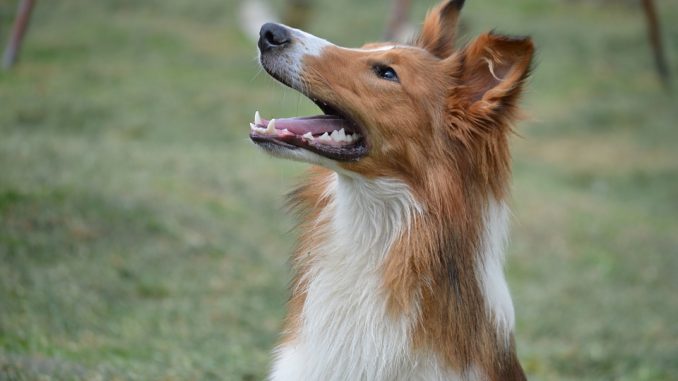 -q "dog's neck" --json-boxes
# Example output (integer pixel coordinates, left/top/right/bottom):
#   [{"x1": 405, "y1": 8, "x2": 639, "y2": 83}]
[
  {"x1": 330, "y1": 172, "x2": 422, "y2": 257},
  {"x1": 273, "y1": 170, "x2": 523, "y2": 380}
]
